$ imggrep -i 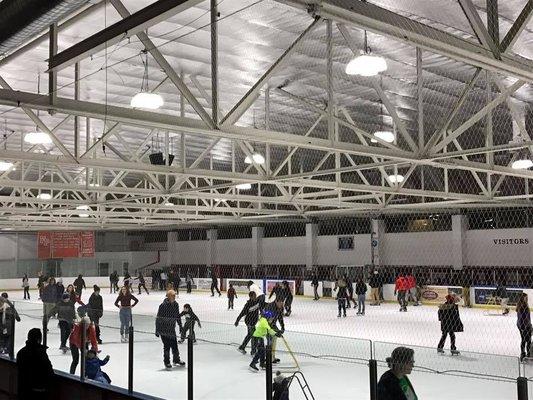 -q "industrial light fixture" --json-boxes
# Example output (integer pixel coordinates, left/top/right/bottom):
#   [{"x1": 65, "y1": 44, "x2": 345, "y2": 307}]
[
  {"x1": 236, "y1": 183, "x2": 252, "y2": 190},
  {"x1": 37, "y1": 193, "x2": 52, "y2": 200},
  {"x1": 164, "y1": 201, "x2": 174, "y2": 207},
  {"x1": 244, "y1": 153, "x2": 265, "y2": 165},
  {"x1": 511, "y1": 158, "x2": 533, "y2": 170},
  {"x1": 0, "y1": 161, "x2": 13, "y2": 171},
  {"x1": 345, "y1": 31, "x2": 387, "y2": 77},
  {"x1": 76, "y1": 205, "x2": 90, "y2": 210},
  {"x1": 388, "y1": 174, "x2": 404, "y2": 183},
  {"x1": 78, "y1": 213, "x2": 90, "y2": 218},
  {"x1": 130, "y1": 50, "x2": 164, "y2": 110},
  {"x1": 371, "y1": 130, "x2": 395, "y2": 143},
  {"x1": 24, "y1": 131, "x2": 52, "y2": 145}
]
